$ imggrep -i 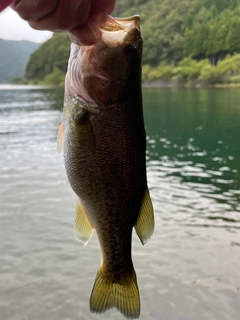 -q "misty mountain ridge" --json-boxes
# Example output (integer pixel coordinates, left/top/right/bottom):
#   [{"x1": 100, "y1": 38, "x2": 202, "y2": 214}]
[{"x1": 0, "y1": 39, "x2": 40, "y2": 83}]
